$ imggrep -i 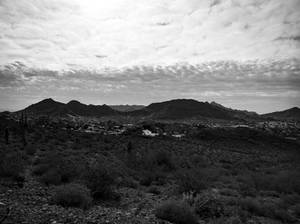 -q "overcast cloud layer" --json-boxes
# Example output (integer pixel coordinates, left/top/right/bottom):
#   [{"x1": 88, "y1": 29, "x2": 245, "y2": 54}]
[{"x1": 0, "y1": 0, "x2": 300, "y2": 113}]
